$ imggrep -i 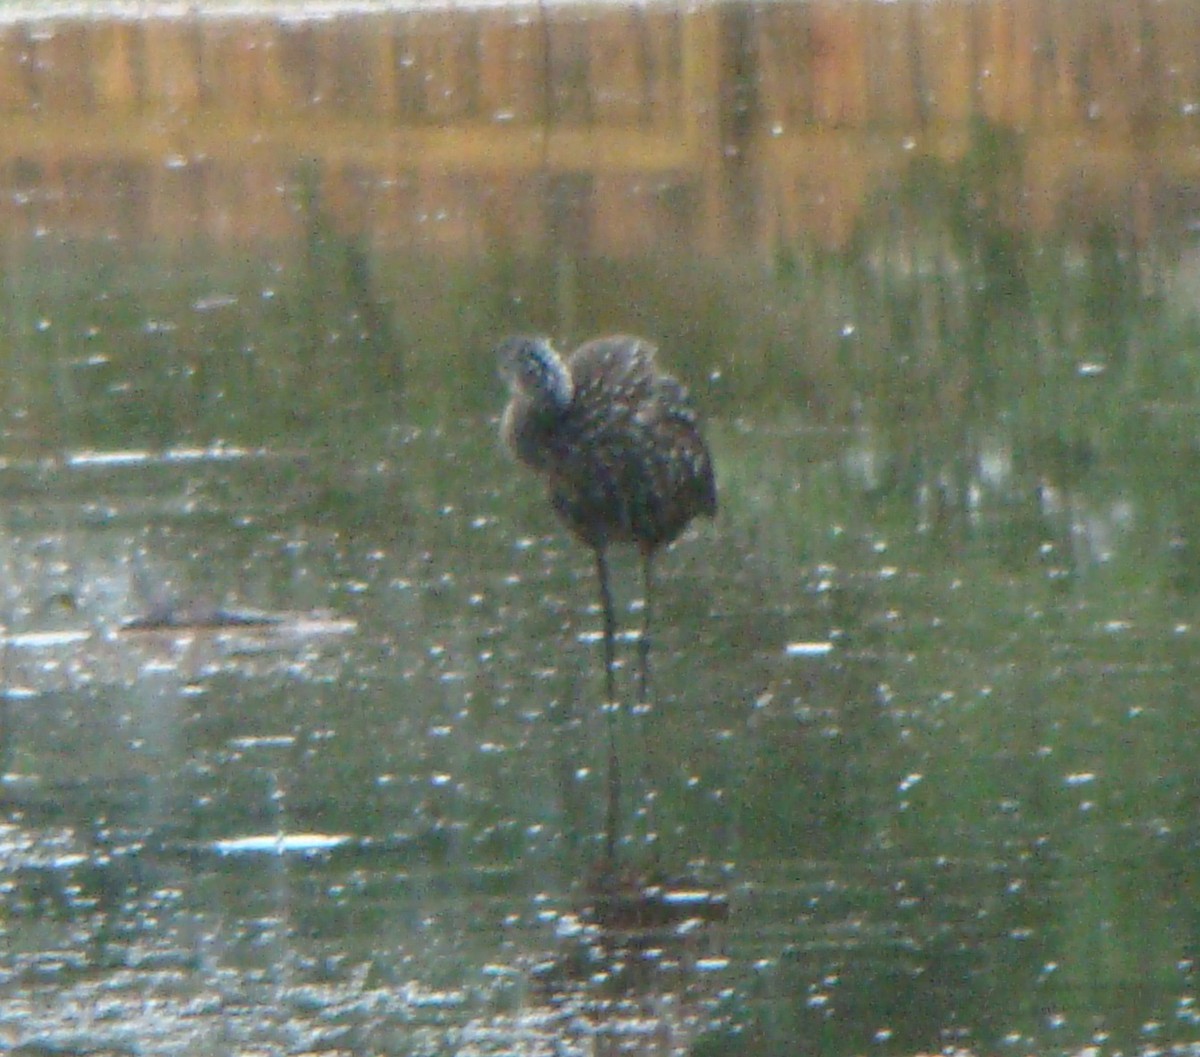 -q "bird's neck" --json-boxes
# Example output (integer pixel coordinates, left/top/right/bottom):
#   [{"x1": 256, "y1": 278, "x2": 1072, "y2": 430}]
[
  {"x1": 527, "y1": 346, "x2": 574, "y2": 413},
  {"x1": 502, "y1": 395, "x2": 557, "y2": 470}
]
